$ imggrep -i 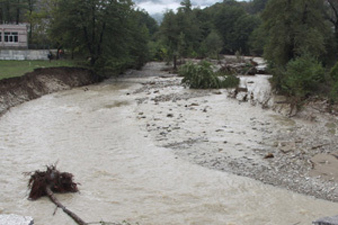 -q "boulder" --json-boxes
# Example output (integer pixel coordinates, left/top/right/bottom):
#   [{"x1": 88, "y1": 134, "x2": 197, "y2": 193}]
[{"x1": 0, "y1": 214, "x2": 34, "y2": 225}]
